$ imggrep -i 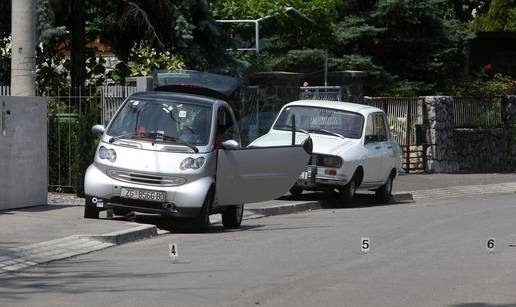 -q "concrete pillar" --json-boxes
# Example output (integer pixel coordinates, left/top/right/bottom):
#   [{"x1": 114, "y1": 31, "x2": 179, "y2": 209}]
[
  {"x1": 136, "y1": 77, "x2": 153, "y2": 92},
  {"x1": 0, "y1": 97, "x2": 48, "y2": 210},
  {"x1": 425, "y1": 96, "x2": 459, "y2": 173},
  {"x1": 11, "y1": 0, "x2": 36, "y2": 96}
]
